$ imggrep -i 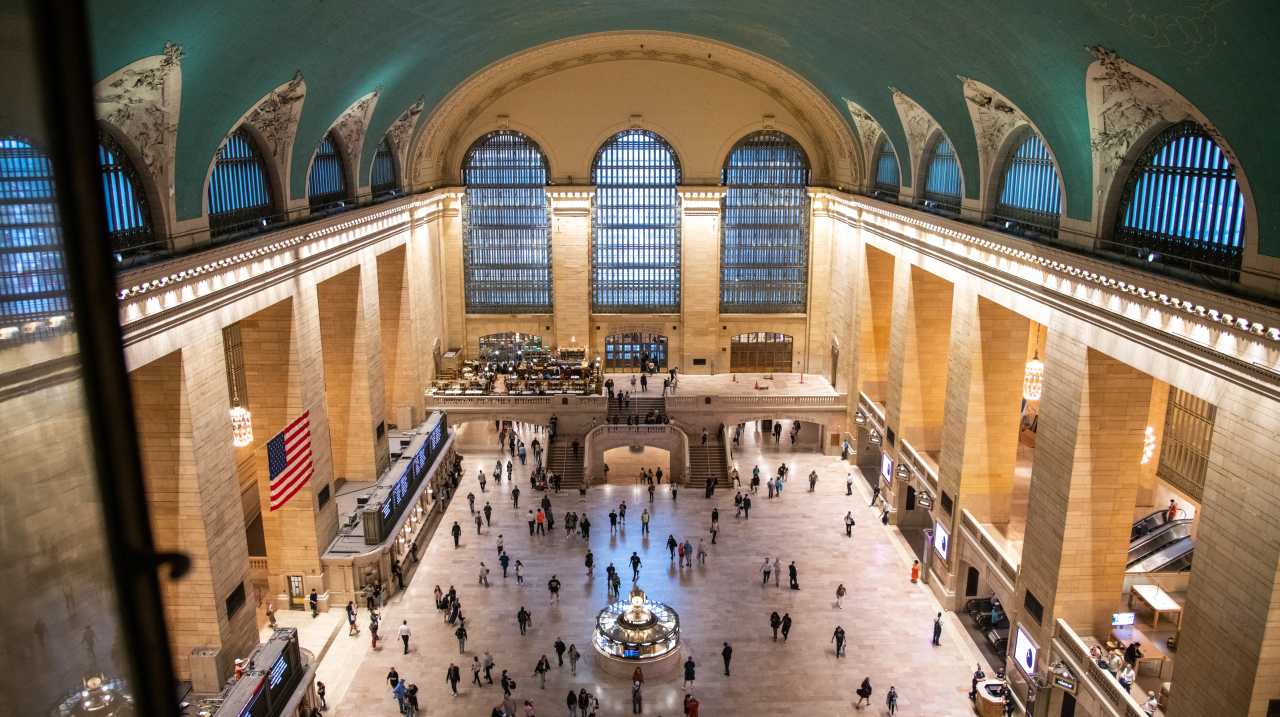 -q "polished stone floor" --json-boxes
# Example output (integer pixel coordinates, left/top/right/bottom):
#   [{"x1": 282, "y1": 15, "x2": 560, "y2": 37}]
[{"x1": 325, "y1": 422, "x2": 983, "y2": 715}]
